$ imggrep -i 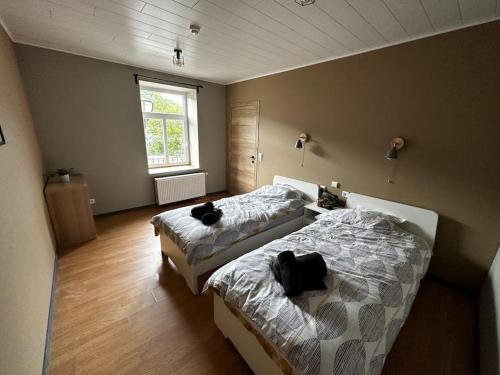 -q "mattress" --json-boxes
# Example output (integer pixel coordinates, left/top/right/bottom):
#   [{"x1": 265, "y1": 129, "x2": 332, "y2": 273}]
[
  {"x1": 205, "y1": 212, "x2": 431, "y2": 375},
  {"x1": 151, "y1": 184, "x2": 306, "y2": 265}
]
